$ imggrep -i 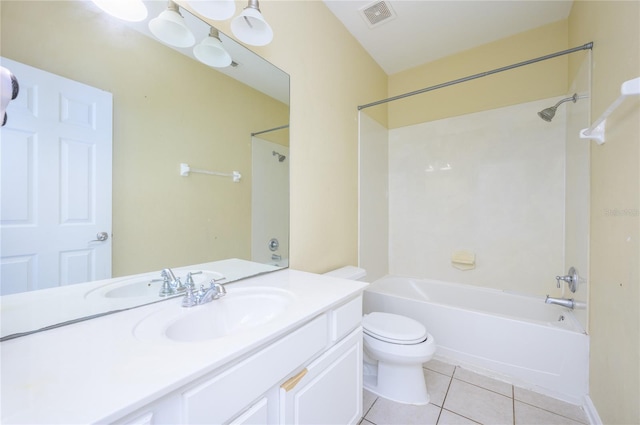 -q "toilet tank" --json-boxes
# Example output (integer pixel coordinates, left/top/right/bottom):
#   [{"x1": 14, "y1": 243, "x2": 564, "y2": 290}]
[{"x1": 323, "y1": 266, "x2": 367, "y2": 281}]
